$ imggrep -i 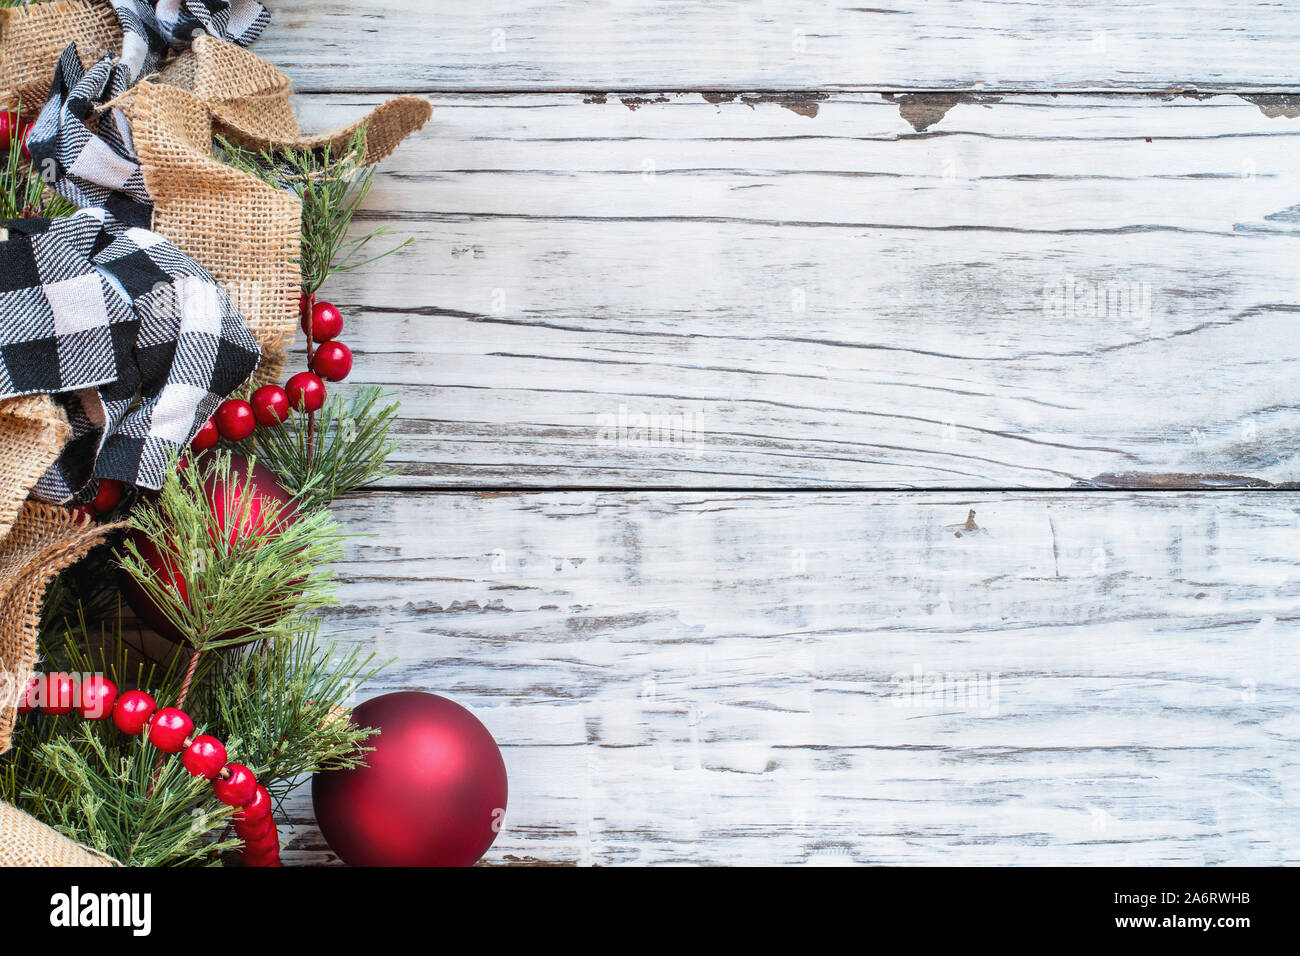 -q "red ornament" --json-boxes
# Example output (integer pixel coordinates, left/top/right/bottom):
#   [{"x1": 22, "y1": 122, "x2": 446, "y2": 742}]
[
  {"x1": 76, "y1": 675, "x2": 118, "y2": 720},
  {"x1": 191, "y1": 418, "x2": 220, "y2": 453},
  {"x1": 18, "y1": 121, "x2": 31, "y2": 160},
  {"x1": 215, "y1": 399, "x2": 256, "y2": 441},
  {"x1": 214, "y1": 764, "x2": 257, "y2": 807},
  {"x1": 148, "y1": 707, "x2": 194, "y2": 753},
  {"x1": 121, "y1": 452, "x2": 298, "y2": 645},
  {"x1": 112, "y1": 690, "x2": 157, "y2": 735},
  {"x1": 311, "y1": 341, "x2": 353, "y2": 382},
  {"x1": 40, "y1": 673, "x2": 77, "y2": 716},
  {"x1": 285, "y1": 372, "x2": 326, "y2": 413},
  {"x1": 69, "y1": 504, "x2": 96, "y2": 523},
  {"x1": 0, "y1": 111, "x2": 15, "y2": 150},
  {"x1": 312, "y1": 692, "x2": 508, "y2": 867},
  {"x1": 250, "y1": 385, "x2": 290, "y2": 427},
  {"x1": 90, "y1": 478, "x2": 124, "y2": 514},
  {"x1": 182, "y1": 735, "x2": 228, "y2": 779},
  {"x1": 304, "y1": 301, "x2": 344, "y2": 342}
]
